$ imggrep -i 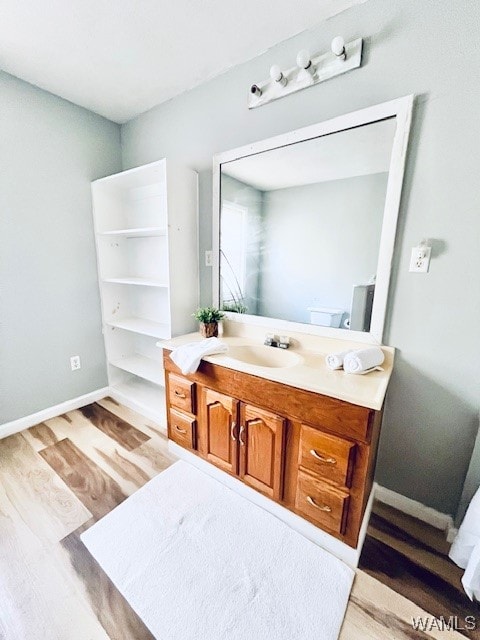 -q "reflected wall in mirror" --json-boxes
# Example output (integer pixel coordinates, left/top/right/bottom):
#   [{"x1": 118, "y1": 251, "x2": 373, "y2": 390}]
[{"x1": 213, "y1": 97, "x2": 413, "y2": 342}]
